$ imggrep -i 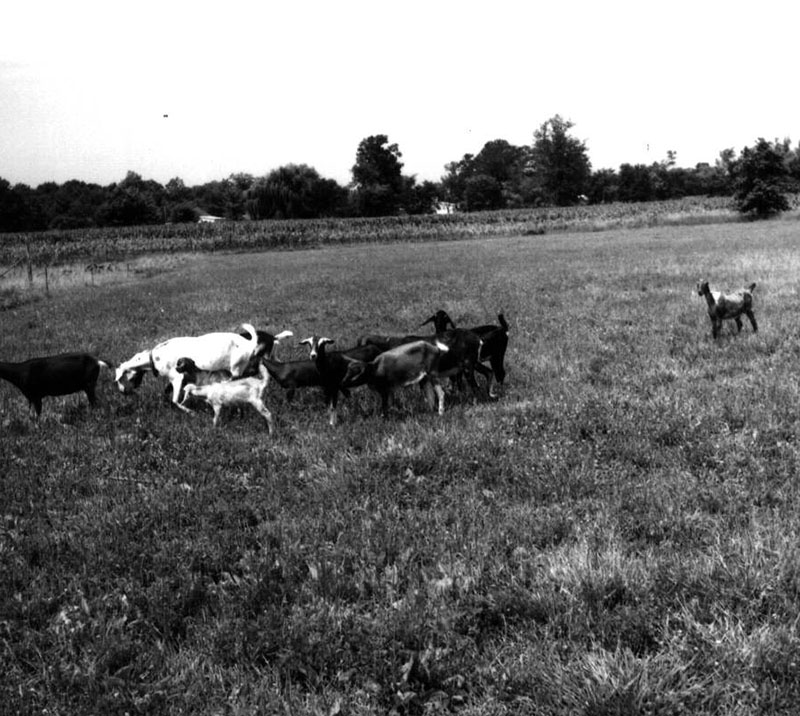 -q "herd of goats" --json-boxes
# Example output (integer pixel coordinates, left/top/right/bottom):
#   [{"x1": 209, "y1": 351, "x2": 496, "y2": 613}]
[
  {"x1": 0, "y1": 279, "x2": 758, "y2": 432},
  {"x1": 0, "y1": 309, "x2": 509, "y2": 433}
]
